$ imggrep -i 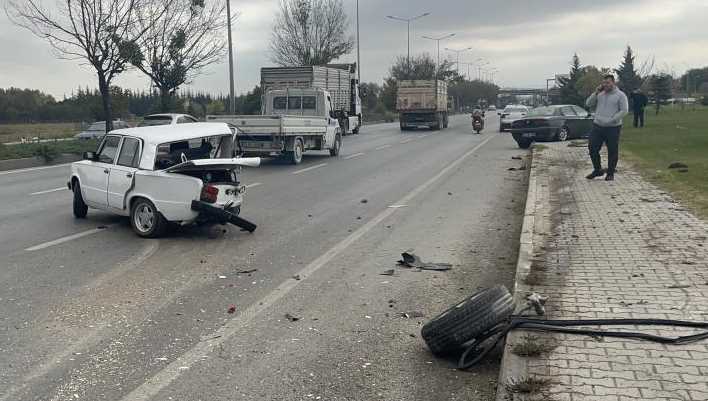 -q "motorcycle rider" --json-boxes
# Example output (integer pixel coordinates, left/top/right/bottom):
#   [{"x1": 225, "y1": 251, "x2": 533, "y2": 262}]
[{"x1": 471, "y1": 109, "x2": 485, "y2": 132}]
